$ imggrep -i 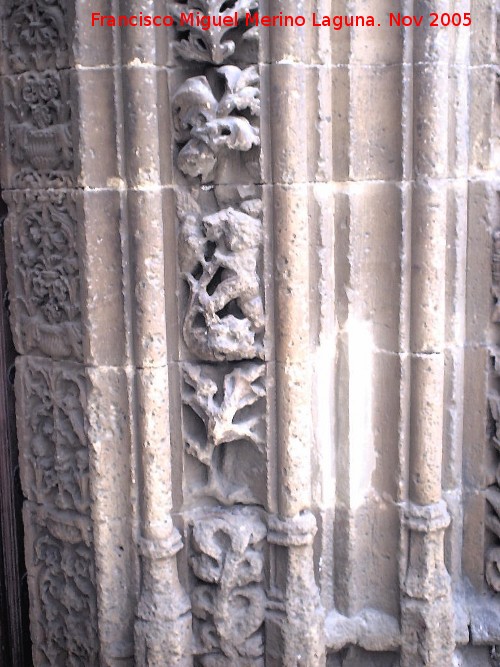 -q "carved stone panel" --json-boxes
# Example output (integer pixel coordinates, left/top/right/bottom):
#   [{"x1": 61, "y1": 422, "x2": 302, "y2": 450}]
[
  {"x1": 172, "y1": 66, "x2": 261, "y2": 184},
  {"x1": 16, "y1": 357, "x2": 88, "y2": 515},
  {"x1": 181, "y1": 361, "x2": 267, "y2": 505},
  {"x1": 24, "y1": 504, "x2": 98, "y2": 667},
  {"x1": 1, "y1": 0, "x2": 71, "y2": 74},
  {"x1": 2, "y1": 70, "x2": 74, "y2": 188},
  {"x1": 189, "y1": 507, "x2": 266, "y2": 666},
  {"x1": 487, "y1": 351, "x2": 500, "y2": 592},
  {"x1": 4, "y1": 190, "x2": 82, "y2": 360},
  {"x1": 177, "y1": 190, "x2": 264, "y2": 361}
]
